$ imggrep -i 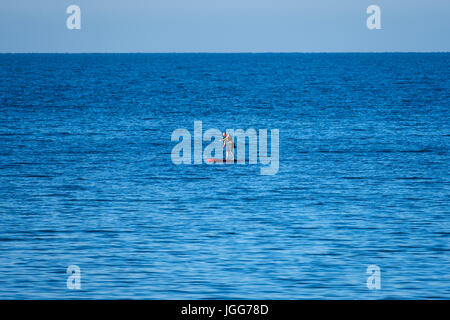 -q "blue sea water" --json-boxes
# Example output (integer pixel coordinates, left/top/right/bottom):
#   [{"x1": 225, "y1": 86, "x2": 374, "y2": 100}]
[{"x1": 0, "y1": 53, "x2": 449, "y2": 299}]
